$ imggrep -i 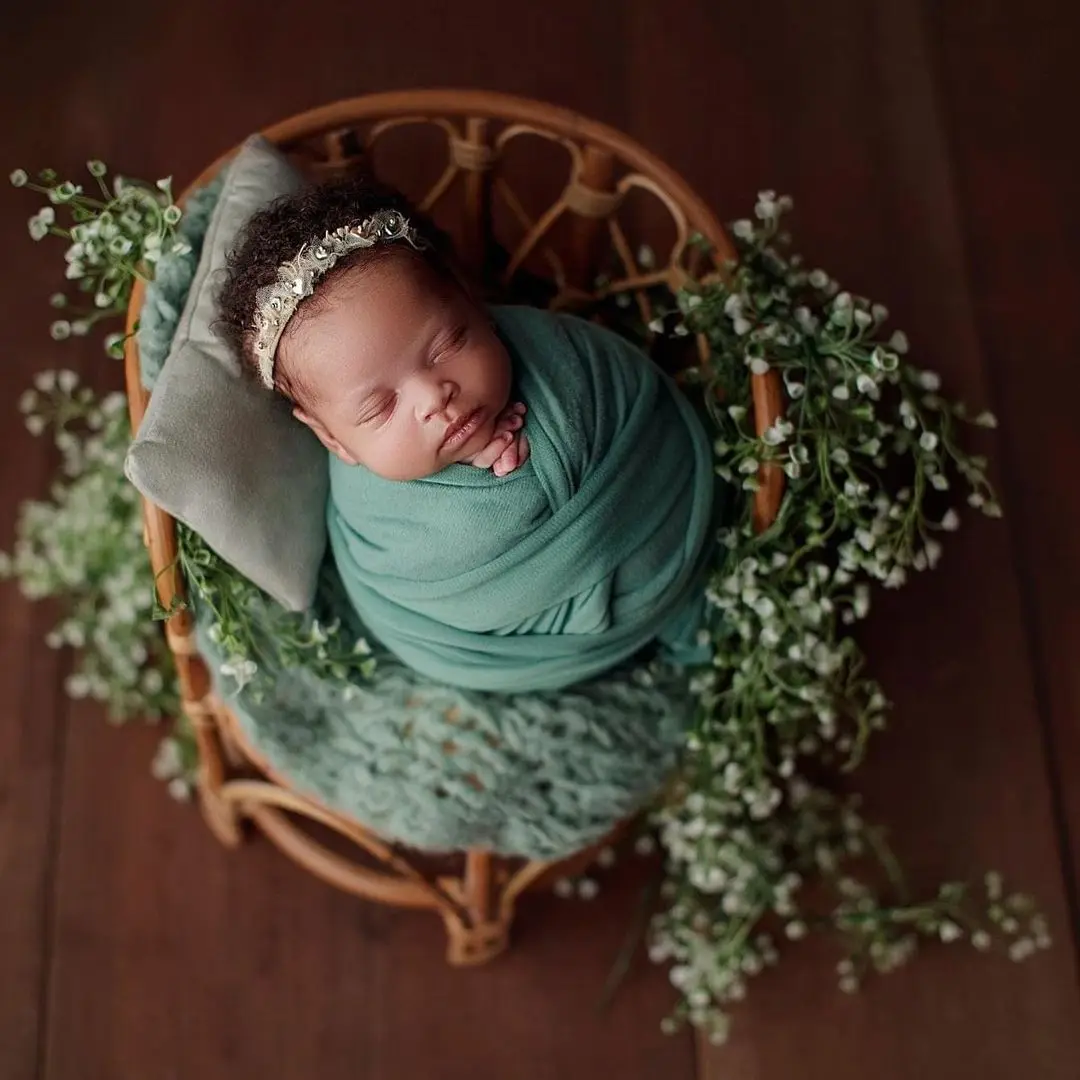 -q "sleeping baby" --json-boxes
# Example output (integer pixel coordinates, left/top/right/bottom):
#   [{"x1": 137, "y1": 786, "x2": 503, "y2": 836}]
[{"x1": 218, "y1": 176, "x2": 719, "y2": 692}]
